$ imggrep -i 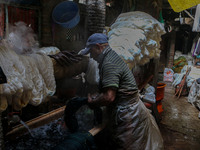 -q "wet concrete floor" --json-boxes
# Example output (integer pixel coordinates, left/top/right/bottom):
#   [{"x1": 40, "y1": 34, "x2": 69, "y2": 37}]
[{"x1": 159, "y1": 82, "x2": 200, "y2": 150}]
